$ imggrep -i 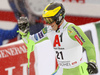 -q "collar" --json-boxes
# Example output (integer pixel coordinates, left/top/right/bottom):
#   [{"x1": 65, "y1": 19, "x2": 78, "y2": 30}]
[{"x1": 56, "y1": 20, "x2": 68, "y2": 33}]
